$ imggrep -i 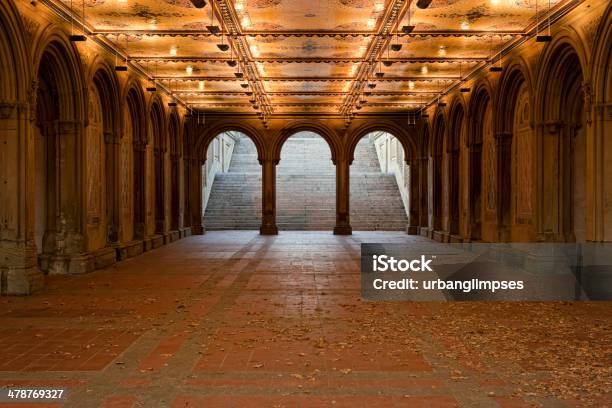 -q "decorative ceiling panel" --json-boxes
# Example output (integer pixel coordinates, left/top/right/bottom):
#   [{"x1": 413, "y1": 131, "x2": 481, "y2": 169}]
[{"x1": 56, "y1": 0, "x2": 572, "y2": 115}]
